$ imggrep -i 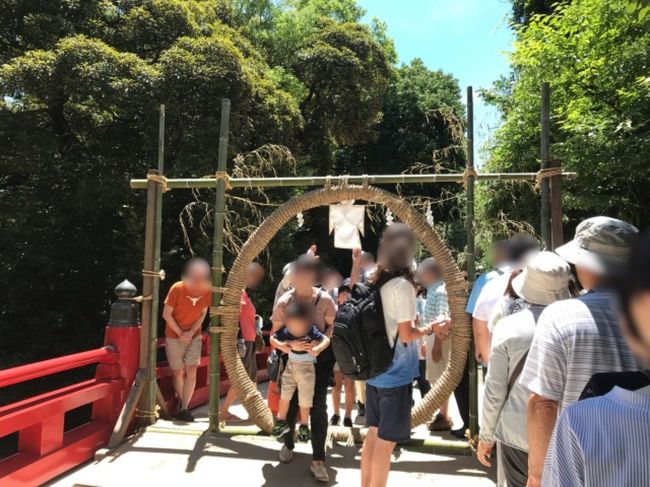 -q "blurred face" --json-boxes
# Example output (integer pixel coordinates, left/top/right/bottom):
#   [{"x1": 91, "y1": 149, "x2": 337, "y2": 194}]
[
  {"x1": 292, "y1": 266, "x2": 317, "y2": 290},
  {"x1": 491, "y1": 243, "x2": 508, "y2": 266},
  {"x1": 323, "y1": 271, "x2": 342, "y2": 292},
  {"x1": 245, "y1": 263, "x2": 265, "y2": 289},
  {"x1": 361, "y1": 255, "x2": 374, "y2": 270},
  {"x1": 337, "y1": 290, "x2": 350, "y2": 305},
  {"x1": 286, "y1": 316, "x2": 310, "y2": 337},
  {"x1": 417, "y1": 267, "x2": 435, "y2": 287},
  {"x1": 575, "y1": 265, "x2": 599, "y2": 292},
  {"x1": 631, "y1": 291, "x2": 650, "y2": 347},
  {"x1": 183, "y1": 262, "x2": 211, "y2": 295}
]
